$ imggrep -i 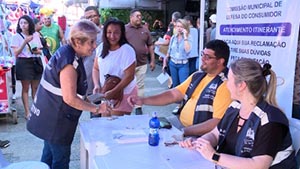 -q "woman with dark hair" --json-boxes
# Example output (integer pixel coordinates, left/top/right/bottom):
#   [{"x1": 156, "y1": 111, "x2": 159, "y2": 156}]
[
  {"x1": 33, "y1": 17, "x2": 52, "y2": 60},
  {"x1": 180, "y1": 58, "x2": 296, "y2": 169},
  {"x1": 93, "y1": 17, "x2": 137, "y2": 116},
  {"x1": 10, "y1": 15, "x2": 43, "y2": 119}
]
